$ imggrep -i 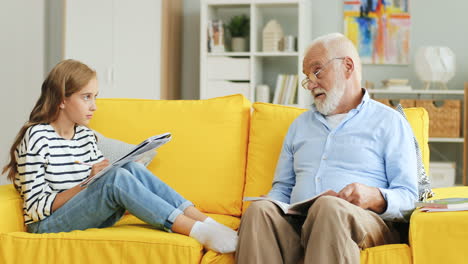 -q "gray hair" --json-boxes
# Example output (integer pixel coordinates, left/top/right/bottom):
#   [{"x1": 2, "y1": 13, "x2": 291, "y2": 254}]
[{"x1": 306, "y1": 33, "x2": 362, "y2": 83}]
